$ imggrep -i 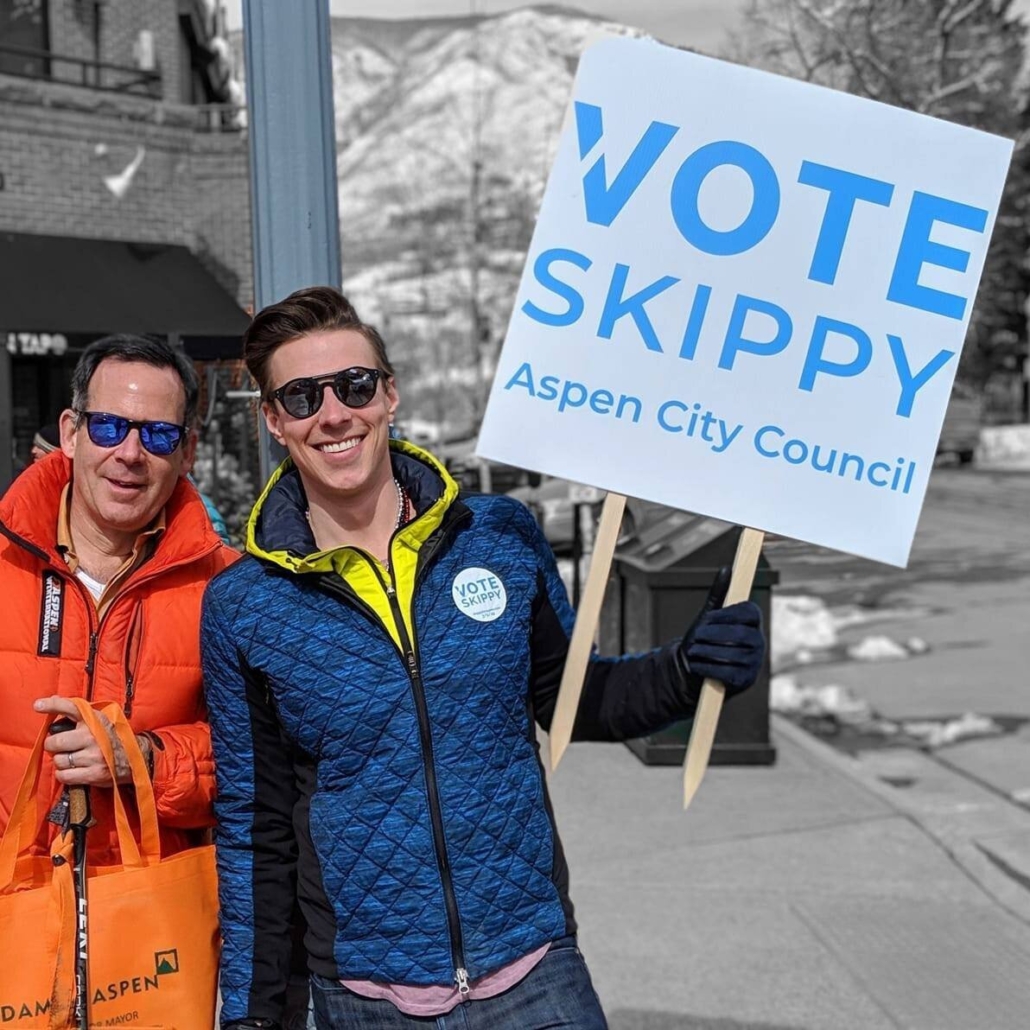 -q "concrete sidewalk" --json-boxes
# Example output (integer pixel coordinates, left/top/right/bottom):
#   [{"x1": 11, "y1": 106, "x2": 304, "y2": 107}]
[{"x1": 546, "y1": 718, "x2": 1030, "y2": 1030}]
